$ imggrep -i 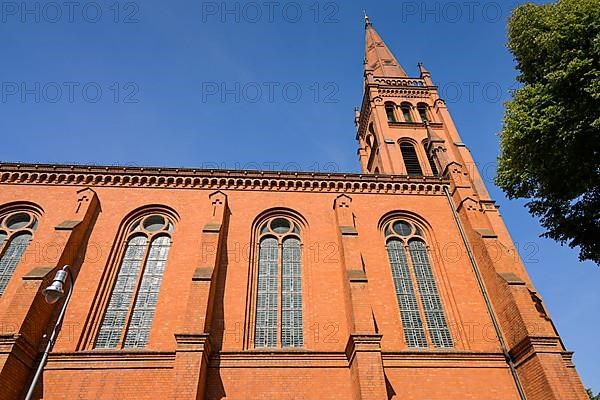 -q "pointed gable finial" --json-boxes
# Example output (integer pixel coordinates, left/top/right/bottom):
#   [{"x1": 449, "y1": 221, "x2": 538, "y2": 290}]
[
  {"x1": 364, "y1": 10, "x2": 371, "y2": 28},
  {"x1": 418, "y1": 62, "x2": 434, "y2": 85}
]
